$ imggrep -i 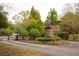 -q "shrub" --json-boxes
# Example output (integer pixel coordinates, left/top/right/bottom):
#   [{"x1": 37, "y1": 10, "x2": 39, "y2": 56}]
[
  {"x1": 0, "y1": 29, "x2": 6, "y2": 36},
  {"x1": 51, "y1": 36, "x2": 61, "y2": 41},
  {"x1": 37, "y1": 36, "x2": 61, "y2": 42},
  {"x1": 0, "y1": 28, "x2": 12, "y2": 36},
  {"x1": 29, "y1": 28, "x2": 41, "y2": 37},
  {"x1": 54, "y1": 32, "x2": 69, "y2": 40},
  {"x1": 37, "y1": 37, "x2": 51, "y2": 42},
  {"x1": 5, "y1": 28, "x2": 13, "y2": 36},
  {"x1": 19, "y1": 29, "x2": 29, "y2": 37}
]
